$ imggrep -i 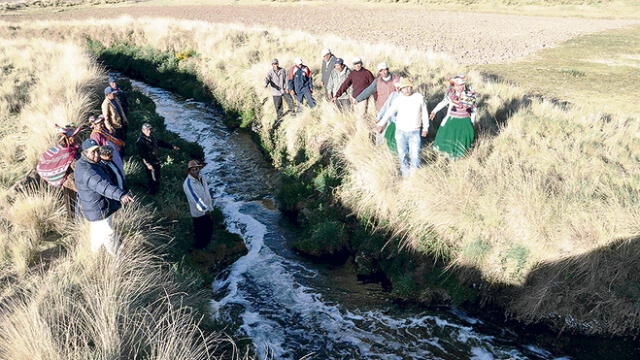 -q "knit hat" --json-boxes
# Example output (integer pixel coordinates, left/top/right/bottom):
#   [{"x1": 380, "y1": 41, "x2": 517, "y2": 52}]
[
  {"x1": 57, "y1": 123, "x2": 81, "y2": 137},
  {"x1": 81, "y1": 139, "x2": 99, "y2": 152},
  {"x1": 396, "y1": 78, "x2": 414, "y2": 90},
  {"x1": 352, "y1": 57, "x2": 362, "y2": 65},
  {"x1": 377, "y1": 62, "x2": 388, "y2": 71},
  {"x1": 186, "y1": 159, "x2": 205, "y2": 170},
  {"x1": 449, "y1": 74, "x2": 466, "y2": 86},
  {"x1": 335, "y1": 58, "x2": 344, "y2": 65},
  {"x1": 294, "y1": 57, "x2": 303, "y2": 65},
  {"x1": 321, "y1": 48, "x2": 331, "y2": 57},
  {"x1": 271, "y1": 58, "x2": 279, "y2": 64}
]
